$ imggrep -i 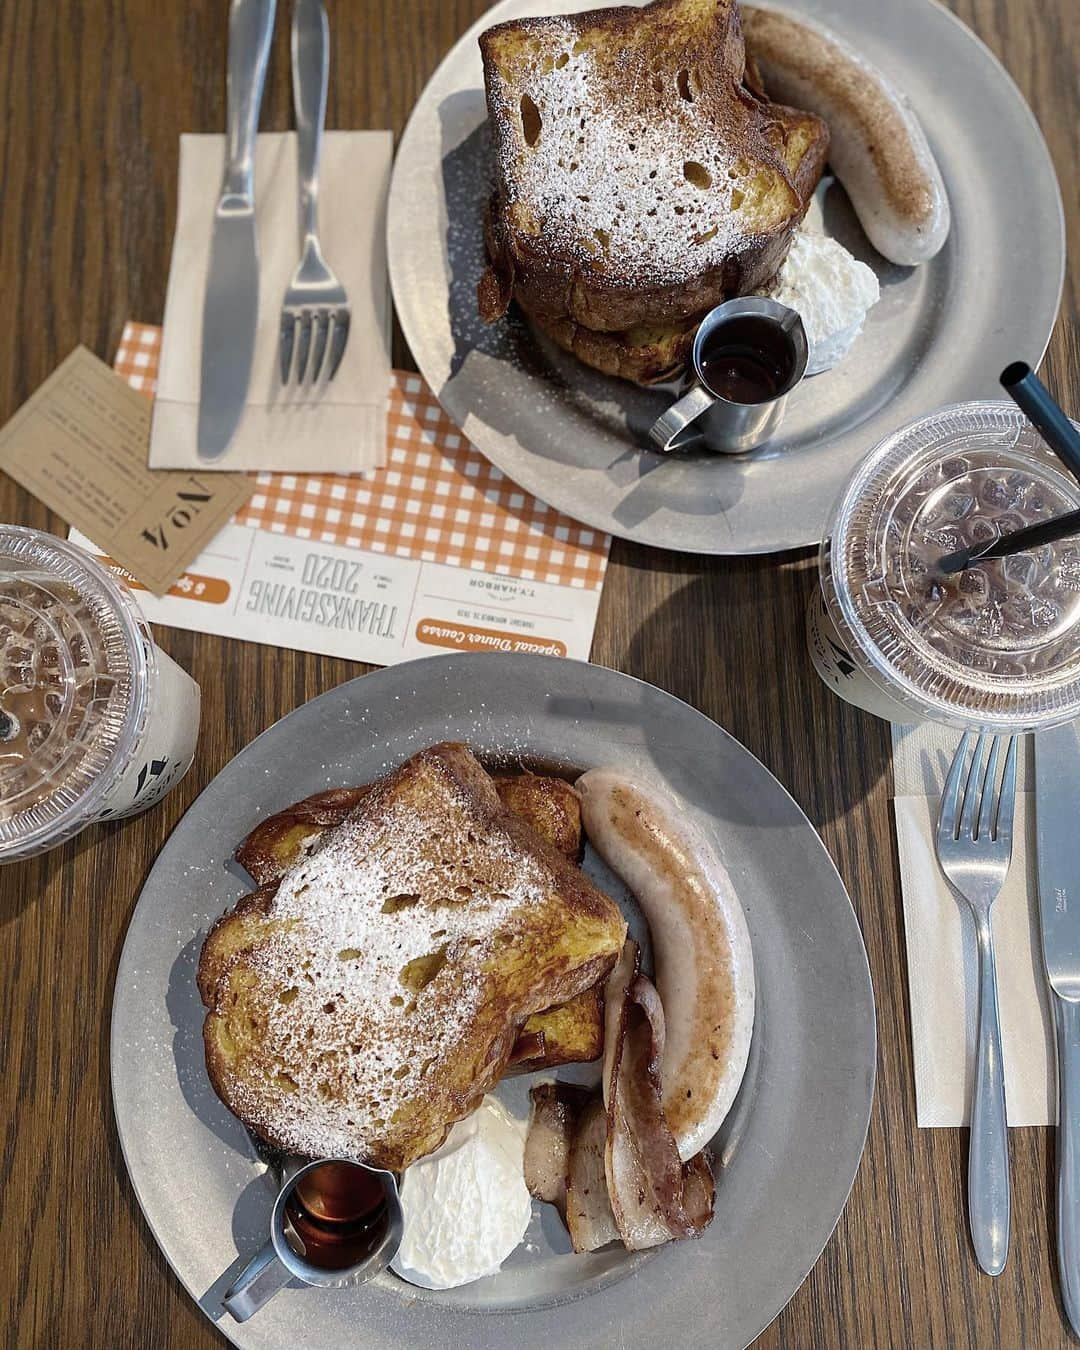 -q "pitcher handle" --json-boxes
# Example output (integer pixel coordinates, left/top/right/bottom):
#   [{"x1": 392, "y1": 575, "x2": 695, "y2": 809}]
[
  {"x1": 649, "y1": 384, "x2": 715, "y2": 453},
  {"x1": 223, "y1": 1239, "x2": 293, "y2": 1322}
]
